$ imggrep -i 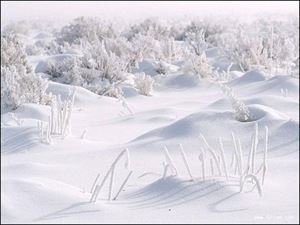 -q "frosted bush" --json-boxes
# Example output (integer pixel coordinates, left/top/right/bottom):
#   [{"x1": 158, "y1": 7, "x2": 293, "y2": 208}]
[
  {"x1": 159, "y1": 37, "x2": 176, "y2": 62},
  {"x1": 291, "y1": 57, "x2": 299, "y2": 79},
  {"x1": 2, "y1": 21, "x2": 30, "y2": 36},
  {"x1": 134, "y1": 72, "x2": 154, "y2": 96},
  {"x1": 131, "y1": 34, "x2": 161, "y2": 60},
  {"x1": 127, "y1": 18, "x2": 170, "y2": 41},
  {"x1": 56, "y1": 17, "x2": 116, "y2": 45},
  {"x1": 44, "y1": 41, "x2": 128, "y2": 97},
  {"x1": 185, "y1": 28, "x2": 208, "y2": 56},
  {"x1": 84, "y1": 79, "x2": 123, "y2": 98},
  {"x1": 103, "y1": 37, "x2": 131, "y2": 58},
  {"x1": 183, "y1": 53, "x2": 214, "y2": 79},
  {"x1": 154, "y1": 61, "x2": 169, "y2": 75},
  {"x1": 25, "y1": 44, "x2": 43, "y2": 56},
  {"x1": 1, "y1": 33, "x2": 49, "y2": 112},
  {"x1": 45, "y1": 57, "x2": 79, "y2": 80},
  {"x1": 1, "y1": 33, "x2": 31, "y2": 73},
  {"x1": 1, "y1": 66, "x2": 49, "y2": 112},
  {"x1": 219, "y1": 83, "x2": 251, "y2": 122},
  {"x1": 213, "y1": 18, "x2": 299, "y2": 75},
  {"x1": 86, "y1": 42, "x2": 127, "y2": 83},
  {"x1": 221, "y1": 29, "x2": 269, "y2": 72}
]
